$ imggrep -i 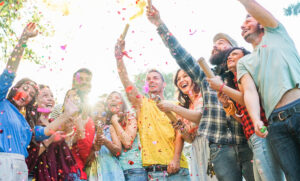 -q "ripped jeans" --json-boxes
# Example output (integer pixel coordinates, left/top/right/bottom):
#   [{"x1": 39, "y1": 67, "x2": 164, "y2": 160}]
[{"x1": 247, "y1": 134, "x2": 284, "y2": 181}]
